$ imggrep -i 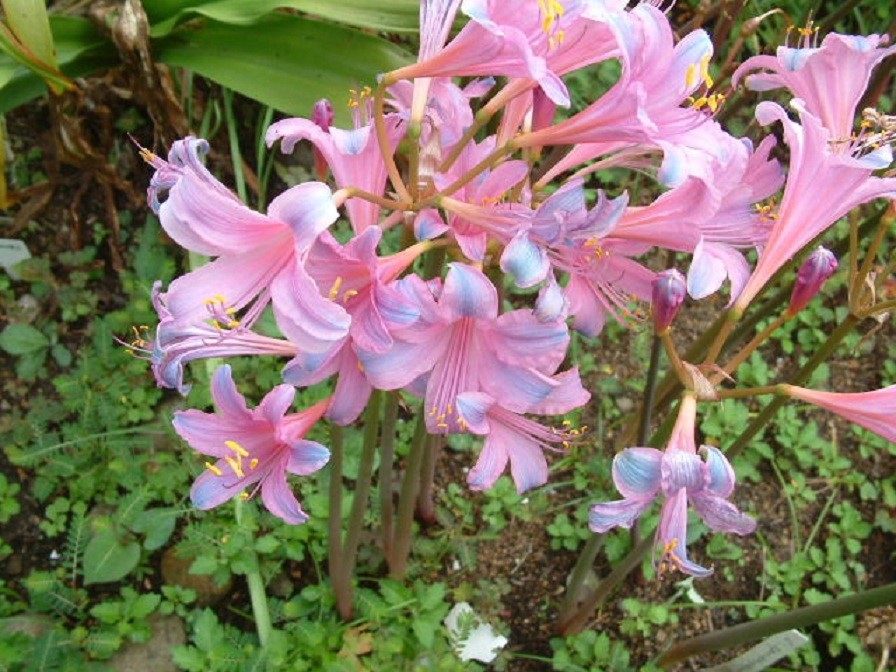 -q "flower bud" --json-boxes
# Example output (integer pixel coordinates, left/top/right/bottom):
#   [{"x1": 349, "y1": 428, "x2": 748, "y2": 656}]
[
  {"x1": 787, "y1": 246, "x2": 838, "y2": 316},
  {"x1": 652, "y1": 269, "x2": 687, "y2": 333},
  {"x1": 312, "y1": 99, "x2": 335, "y2": 131},
  {"x1": 312, "y1": 99, "x2": 335, "y2": 181}
]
